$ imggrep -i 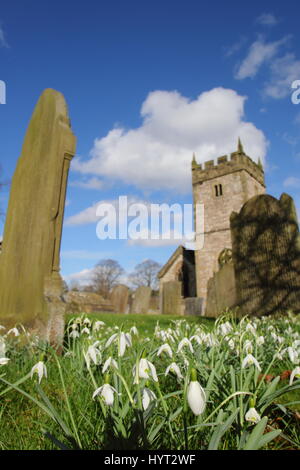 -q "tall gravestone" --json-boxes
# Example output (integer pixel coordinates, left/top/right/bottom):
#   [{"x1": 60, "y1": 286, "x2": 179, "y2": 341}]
[
  {"x1": 0, "y1": 89, "x2": 76, "y2": 345},
  {"x1": 230, "y1": 193, "x2": 300, "y2": 317},
  {"x1": 131, "y1": 286, "x2": 152, "y2": 314},
  {"x1": 110, "y1": 284, "x2": 129, "y2": 314}
]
